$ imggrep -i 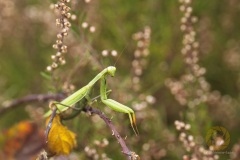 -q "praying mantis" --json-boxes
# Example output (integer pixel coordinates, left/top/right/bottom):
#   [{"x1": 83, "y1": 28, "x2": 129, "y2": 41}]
[{"x1": 44, "y1": 66, "x2": 139, "y2": 135}]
